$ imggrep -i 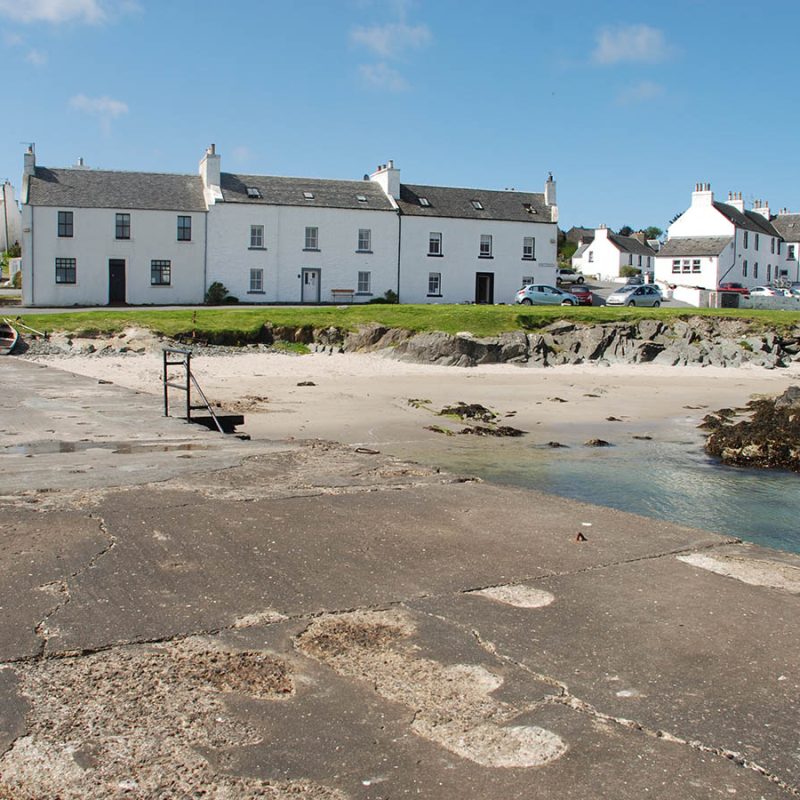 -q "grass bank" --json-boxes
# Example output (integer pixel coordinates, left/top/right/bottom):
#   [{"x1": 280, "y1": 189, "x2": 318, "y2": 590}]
[{"x1": 11, "y1": 304, "x2": 800, "y2": 340}]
